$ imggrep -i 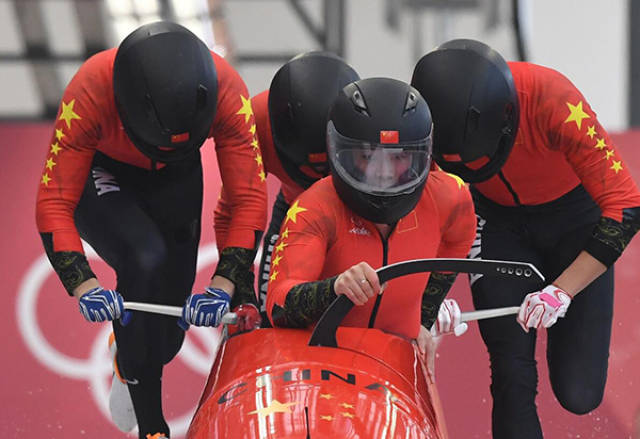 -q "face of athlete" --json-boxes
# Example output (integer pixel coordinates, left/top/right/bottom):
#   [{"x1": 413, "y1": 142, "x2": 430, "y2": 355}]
[{"x1": 352, "y1": 147, "x2": 413, "y2": 190}]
